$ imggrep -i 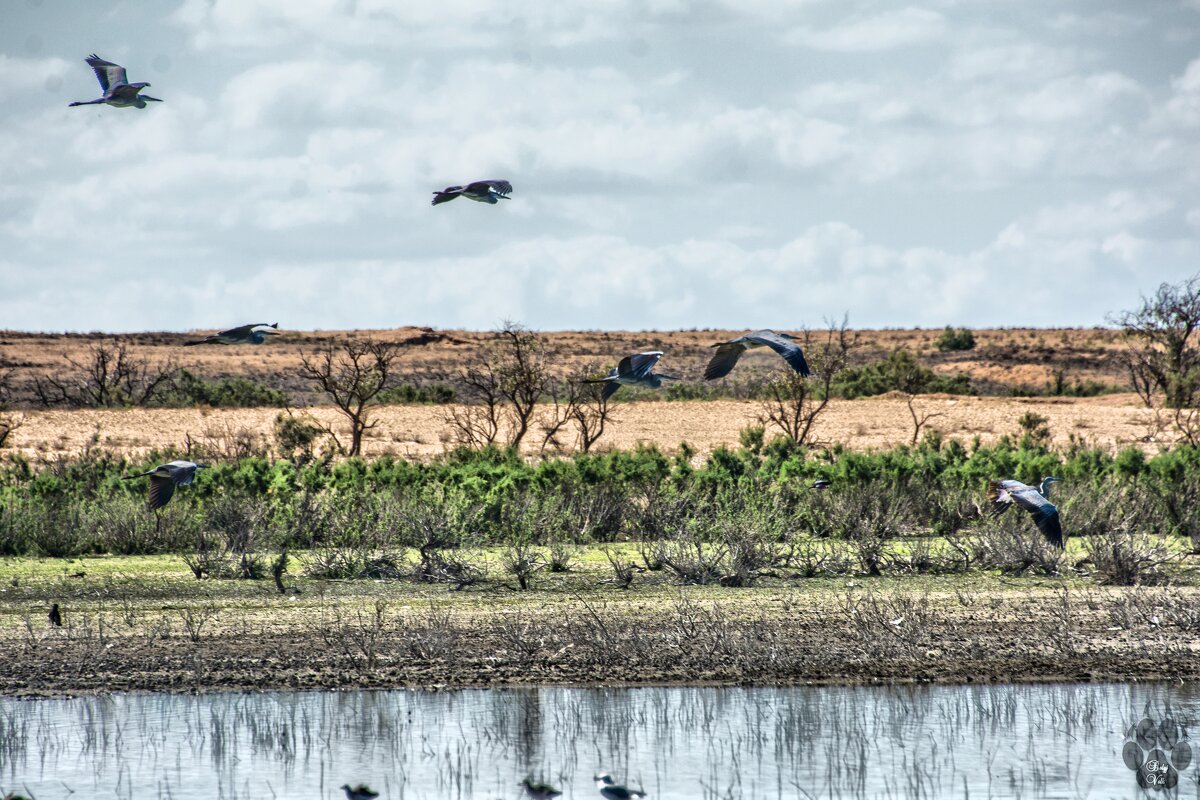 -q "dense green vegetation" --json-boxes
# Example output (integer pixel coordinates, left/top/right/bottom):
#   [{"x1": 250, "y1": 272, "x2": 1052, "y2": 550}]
[
  {"x1": 833, "y1": 350, "x2": 973, "y2": 398},
  {"x1": 935, "y1": 326, "x2": 976, "y2": 351},
  {"x1": 1, "y1": 433, "x2": 1196, "y2": 592},
  {"x1": 159, "y1": 369, "x2": 289, "y2": 408}
]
